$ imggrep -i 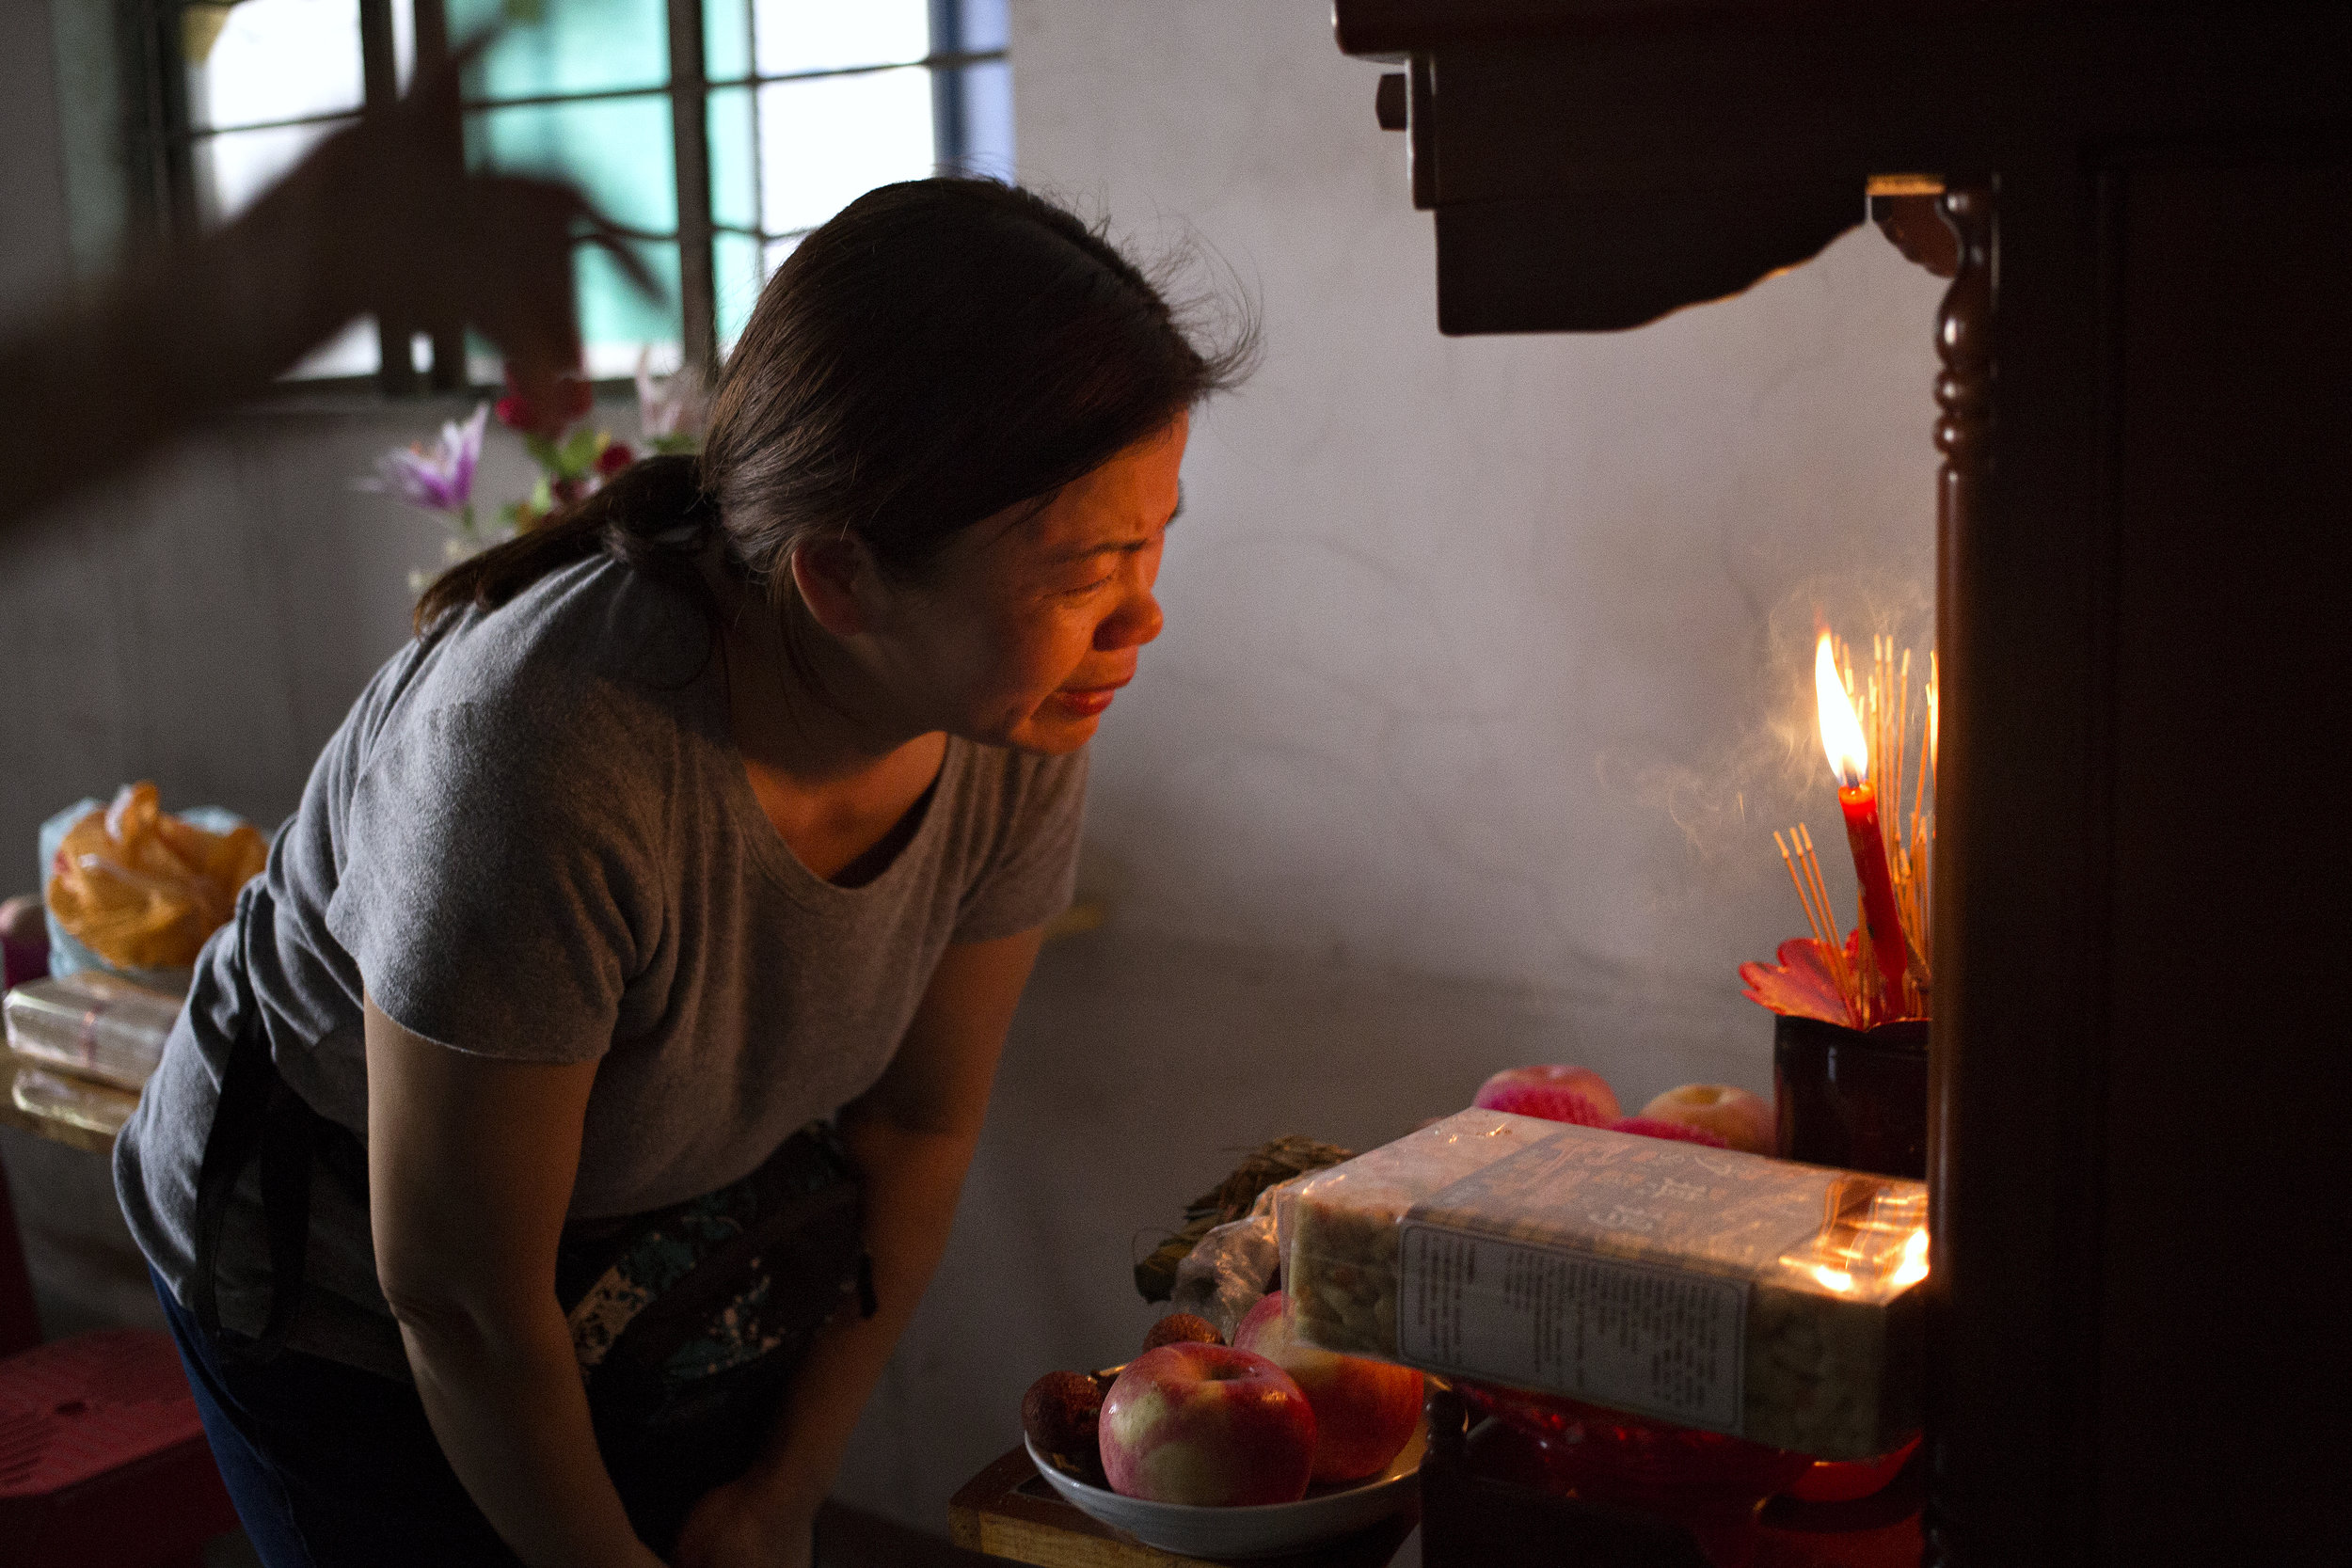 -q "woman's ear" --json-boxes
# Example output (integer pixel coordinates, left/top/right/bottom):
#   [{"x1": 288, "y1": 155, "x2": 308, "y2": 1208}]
[{"x1": 787, "y1": 534, "x2": 875, "y2": 637}]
